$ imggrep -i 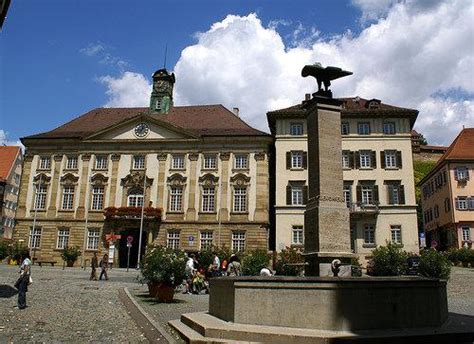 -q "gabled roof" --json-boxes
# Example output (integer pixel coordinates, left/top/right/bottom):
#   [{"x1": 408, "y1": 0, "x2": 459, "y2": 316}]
[
  {"x1": 0, "y1": 146, "x2": 21, "y2": 181},
  {"x1": 23, "y1": 105, "x2": 268, "y2": 141}
]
